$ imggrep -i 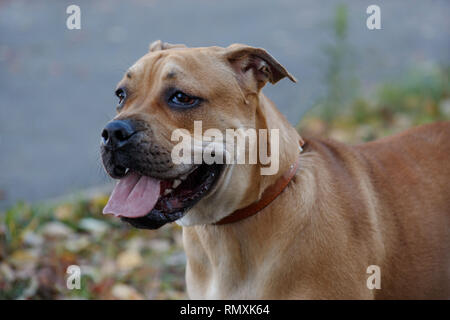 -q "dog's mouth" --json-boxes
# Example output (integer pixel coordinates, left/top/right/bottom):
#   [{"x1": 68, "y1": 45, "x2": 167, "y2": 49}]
[{"x1": 103, "y1": 163, "x2": 223, "y2": 229}]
